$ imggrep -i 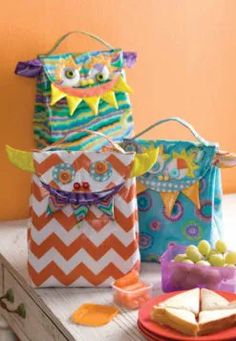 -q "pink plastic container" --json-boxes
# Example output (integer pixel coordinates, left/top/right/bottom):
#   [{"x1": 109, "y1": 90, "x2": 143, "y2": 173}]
[{"x1": 161, "y1": 244, "x2": 236, "y2": 293}]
